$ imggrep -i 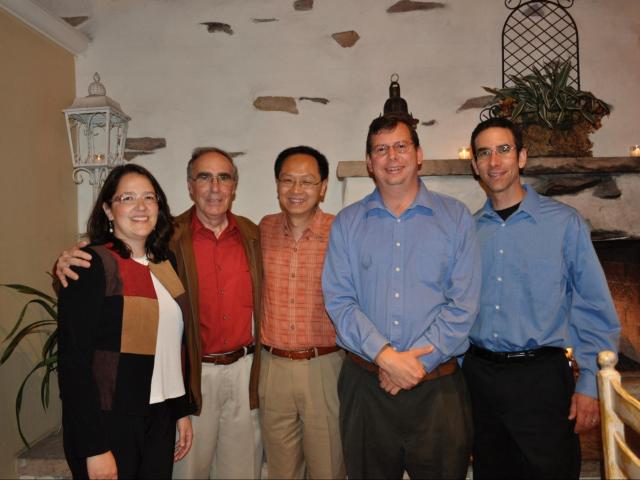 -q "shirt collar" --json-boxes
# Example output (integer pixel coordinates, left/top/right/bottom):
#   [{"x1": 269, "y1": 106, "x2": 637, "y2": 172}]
[
  {"x1": 477, "y1": 183, "x2": 541, "y2": 223},
  {"x1": 364, "y1": 180, "x2": 435, "y2": 217},
  {"x1": 190, "y1": 206, "x2": 239, "y2": 237}
]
